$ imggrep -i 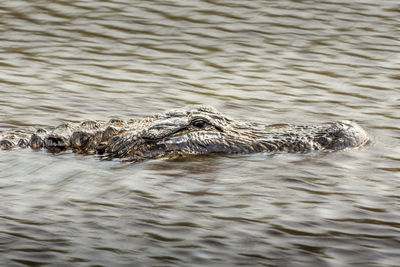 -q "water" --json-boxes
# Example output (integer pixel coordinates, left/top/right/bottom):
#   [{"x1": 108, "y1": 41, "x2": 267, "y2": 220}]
[{"x1": 0, "y1": 0, "x2": 399, "y2": 266}]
